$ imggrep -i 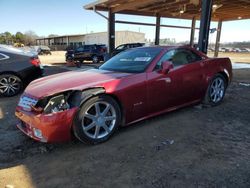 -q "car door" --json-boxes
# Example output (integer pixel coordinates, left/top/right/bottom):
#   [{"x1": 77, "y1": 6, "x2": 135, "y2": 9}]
[
  {"x1": 84, "y1": 45, "x2": 95, "y2": 58},
  {"x1": 146, "y1": 50, "x2": 180, "y2": 114},
  {"x1": 74, "y1": 47, "x2": 84, "y2": 59},
  {"x1": 146, "y1": 48, "x2": 206, "y2": 114},
  {"x1": 170, "y1": 48, "x2": 207, "y2": 104}
]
